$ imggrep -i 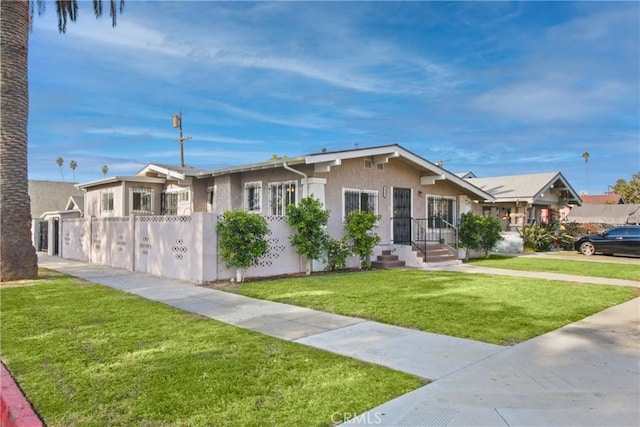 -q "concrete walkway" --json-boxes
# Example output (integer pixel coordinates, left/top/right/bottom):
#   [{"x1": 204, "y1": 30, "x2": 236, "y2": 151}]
[{"x1": 37, "y1": 254, "x2": 639, "y2": 426}]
